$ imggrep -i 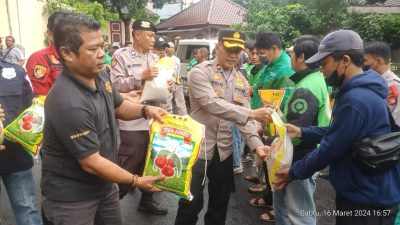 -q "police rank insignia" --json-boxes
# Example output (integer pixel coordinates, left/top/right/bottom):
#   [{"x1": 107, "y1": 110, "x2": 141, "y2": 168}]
[
  {"x1": 33, "y1": 64, "x2": 47, "y2": 79},
  {"x1": 105, "y1": 81, "x2": 113, "y2": 93},
  {"x1": 235, "y1": 76, "x2": 245, "y2": 87},
  {"x1": 213, "y1": 73, "x2": 222, "y2": 80}
]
